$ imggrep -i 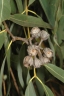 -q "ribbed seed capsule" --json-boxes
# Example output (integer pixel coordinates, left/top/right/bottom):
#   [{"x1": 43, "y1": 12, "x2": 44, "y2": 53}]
[
  {"x1": 40, "y1": 56, "x2": 50, "y2": 64},
  {"x1": 30, "y1": 27, "x2": 41, "y2": 38},
  {"x1": 27, "y1": 45, "x2": 38, "y2": 56},
  {"x1": 34, "y1": 57, "x2": 42, "y2": 68},
  {"x1": 40, "y1": 30, "x2": 49, "y2": 40},
  {"x1": 23, "y1": 56, "x2": 33, "y2": 68},
  {"x1": 43, "y1": 48, "x2": 53, "y2": 58}
]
